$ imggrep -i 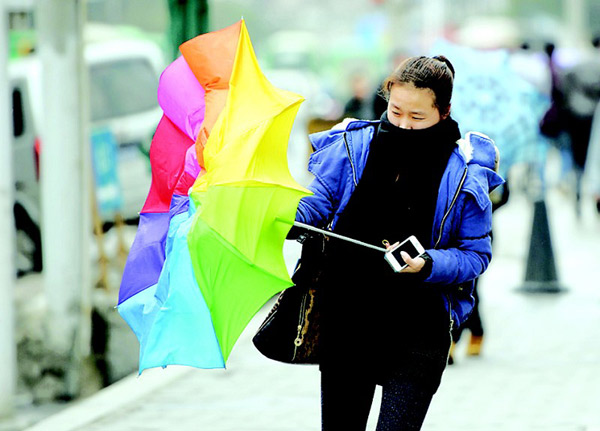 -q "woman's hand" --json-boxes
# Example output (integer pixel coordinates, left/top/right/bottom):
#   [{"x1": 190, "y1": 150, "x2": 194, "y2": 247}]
[
  {"x1": 399, "y1": 251, "x2": 425, "y2": 273},
  {"x1": 384, "y1": 241, "x2": 425, "y2": 273}
]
